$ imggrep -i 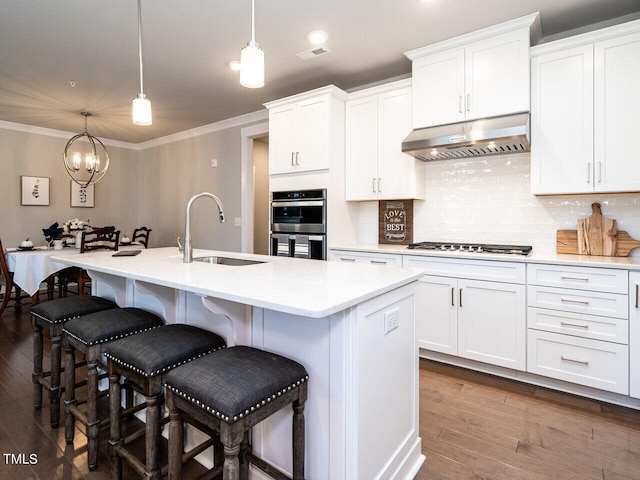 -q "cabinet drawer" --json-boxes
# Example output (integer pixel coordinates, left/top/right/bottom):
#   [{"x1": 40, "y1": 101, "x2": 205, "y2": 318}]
[
  {"x1": 527, "y1": 264, "x2": 627, "y2": 294},
  {"x1": 527, "y1": 285, "x2": 628, "y2": 319},
  {"x1": 330, "y1": 251, "x2": 402, "y2": 267},
  {"x1": 403, "y1": 256, "x2": 525, "y2": 284},
  {"x1": 528, "y1": 307, "x2": 628, "y2": 344},
  {"x1": 527, "y1": 330, "x2": 629, "y2": 394}
]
